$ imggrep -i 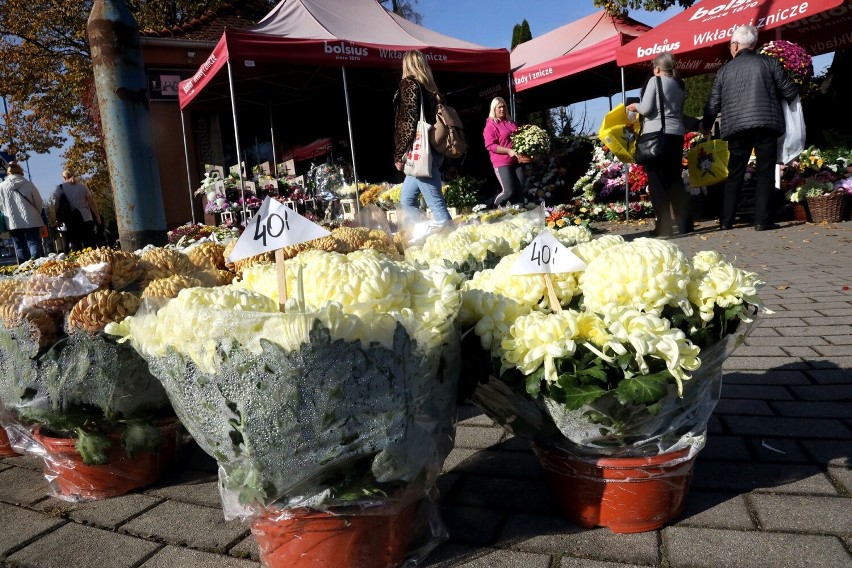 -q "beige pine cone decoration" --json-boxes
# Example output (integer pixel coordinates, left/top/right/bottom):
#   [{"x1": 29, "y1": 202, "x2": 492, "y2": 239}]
[
  {"x1": 279, "y1": 241, "x2": 313, "y2": 260},
  {"x1": 67, "y1": 290, "x2": 142, "y2": 334},
  {"x1": 0, "y1": 299, "x2": 23, "y2": 328},
  {"x1": 36, "y1": 259, "x2": 80, "y2": 278},
  {"x1": 0, "y1": 279, "x2": 24, "y2": 307},
  {"x1": 140, "y1": 248, "x2": 194, "y2": 284},
  {"x1": 77, "y1": 248, "x2": 115, "y2": 289},
  {"x1": 223, "y1": 240, "x2": 274, "y2": 273},
  {"x1": 0, "y1": 301, "x2": 59, "y2": 348},
  {"x1": 215, "y1": 269, "x2": 234, "y2": 286},
  {"x1": 111, "y1": 250, "x2": 143, "y2": 290},
  {"x1": 331, "y1": 226, "x2": 372, "y2": 252},
  {"x1": 187, "y1": 242, "x2": 227, "y2": 271},
  {"x1": 308, "y1": 235, "x2": 346, "y2": 253},
  {"x1": 141, "y1": 274, "x2": 202, "y2": 299}
]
